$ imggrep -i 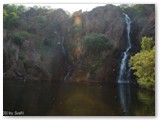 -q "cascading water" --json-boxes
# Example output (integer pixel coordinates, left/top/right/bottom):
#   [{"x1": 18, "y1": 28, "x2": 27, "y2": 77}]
[
  {"x1": 61, "y1": 37, "x2": 66, "y2": 56},
  {"x1": 118, "y1": 14, "x2": 132, "y2": 83},
  {"x1": 61, "y1": 36, "x2": 71, "y2": 82},
  {"x1": 117, "y1": 14, "x2": 132, "y2": 115}
]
